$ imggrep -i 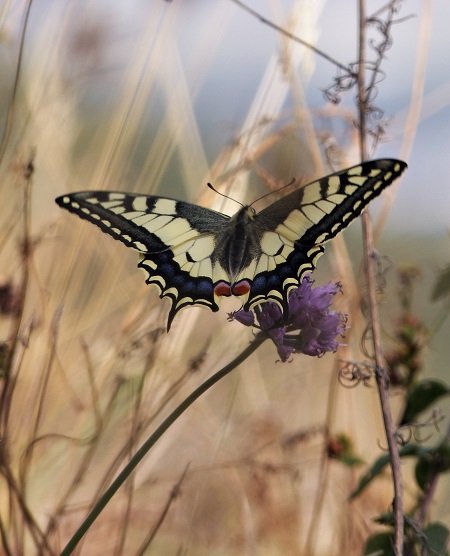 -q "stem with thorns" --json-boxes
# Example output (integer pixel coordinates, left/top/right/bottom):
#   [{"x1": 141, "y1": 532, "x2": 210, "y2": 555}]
[{"x1": 357, "y1": 1, "x2": 404, "y2": 554}]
